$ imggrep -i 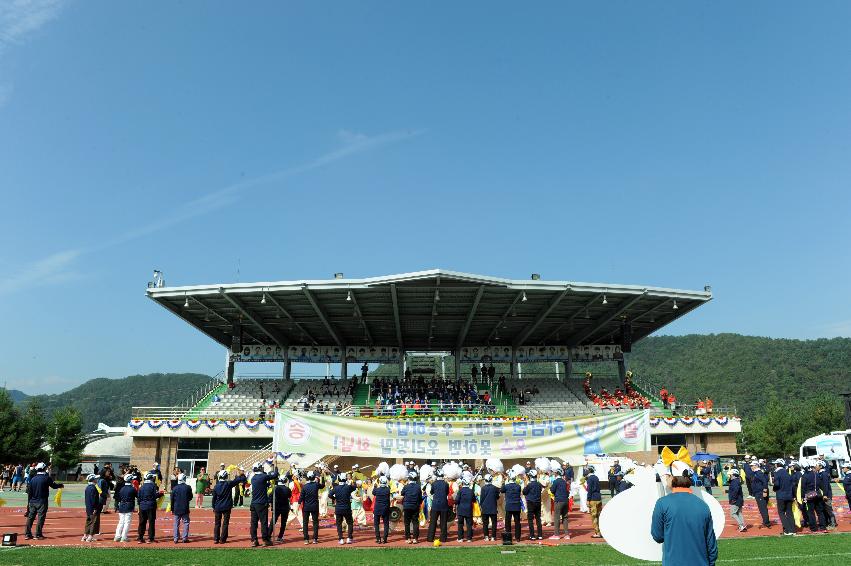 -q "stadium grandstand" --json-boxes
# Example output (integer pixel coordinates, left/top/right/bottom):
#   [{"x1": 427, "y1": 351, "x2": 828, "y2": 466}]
[{"x1": 130, "y1": 269, "x2": 740, "y2": 477}]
